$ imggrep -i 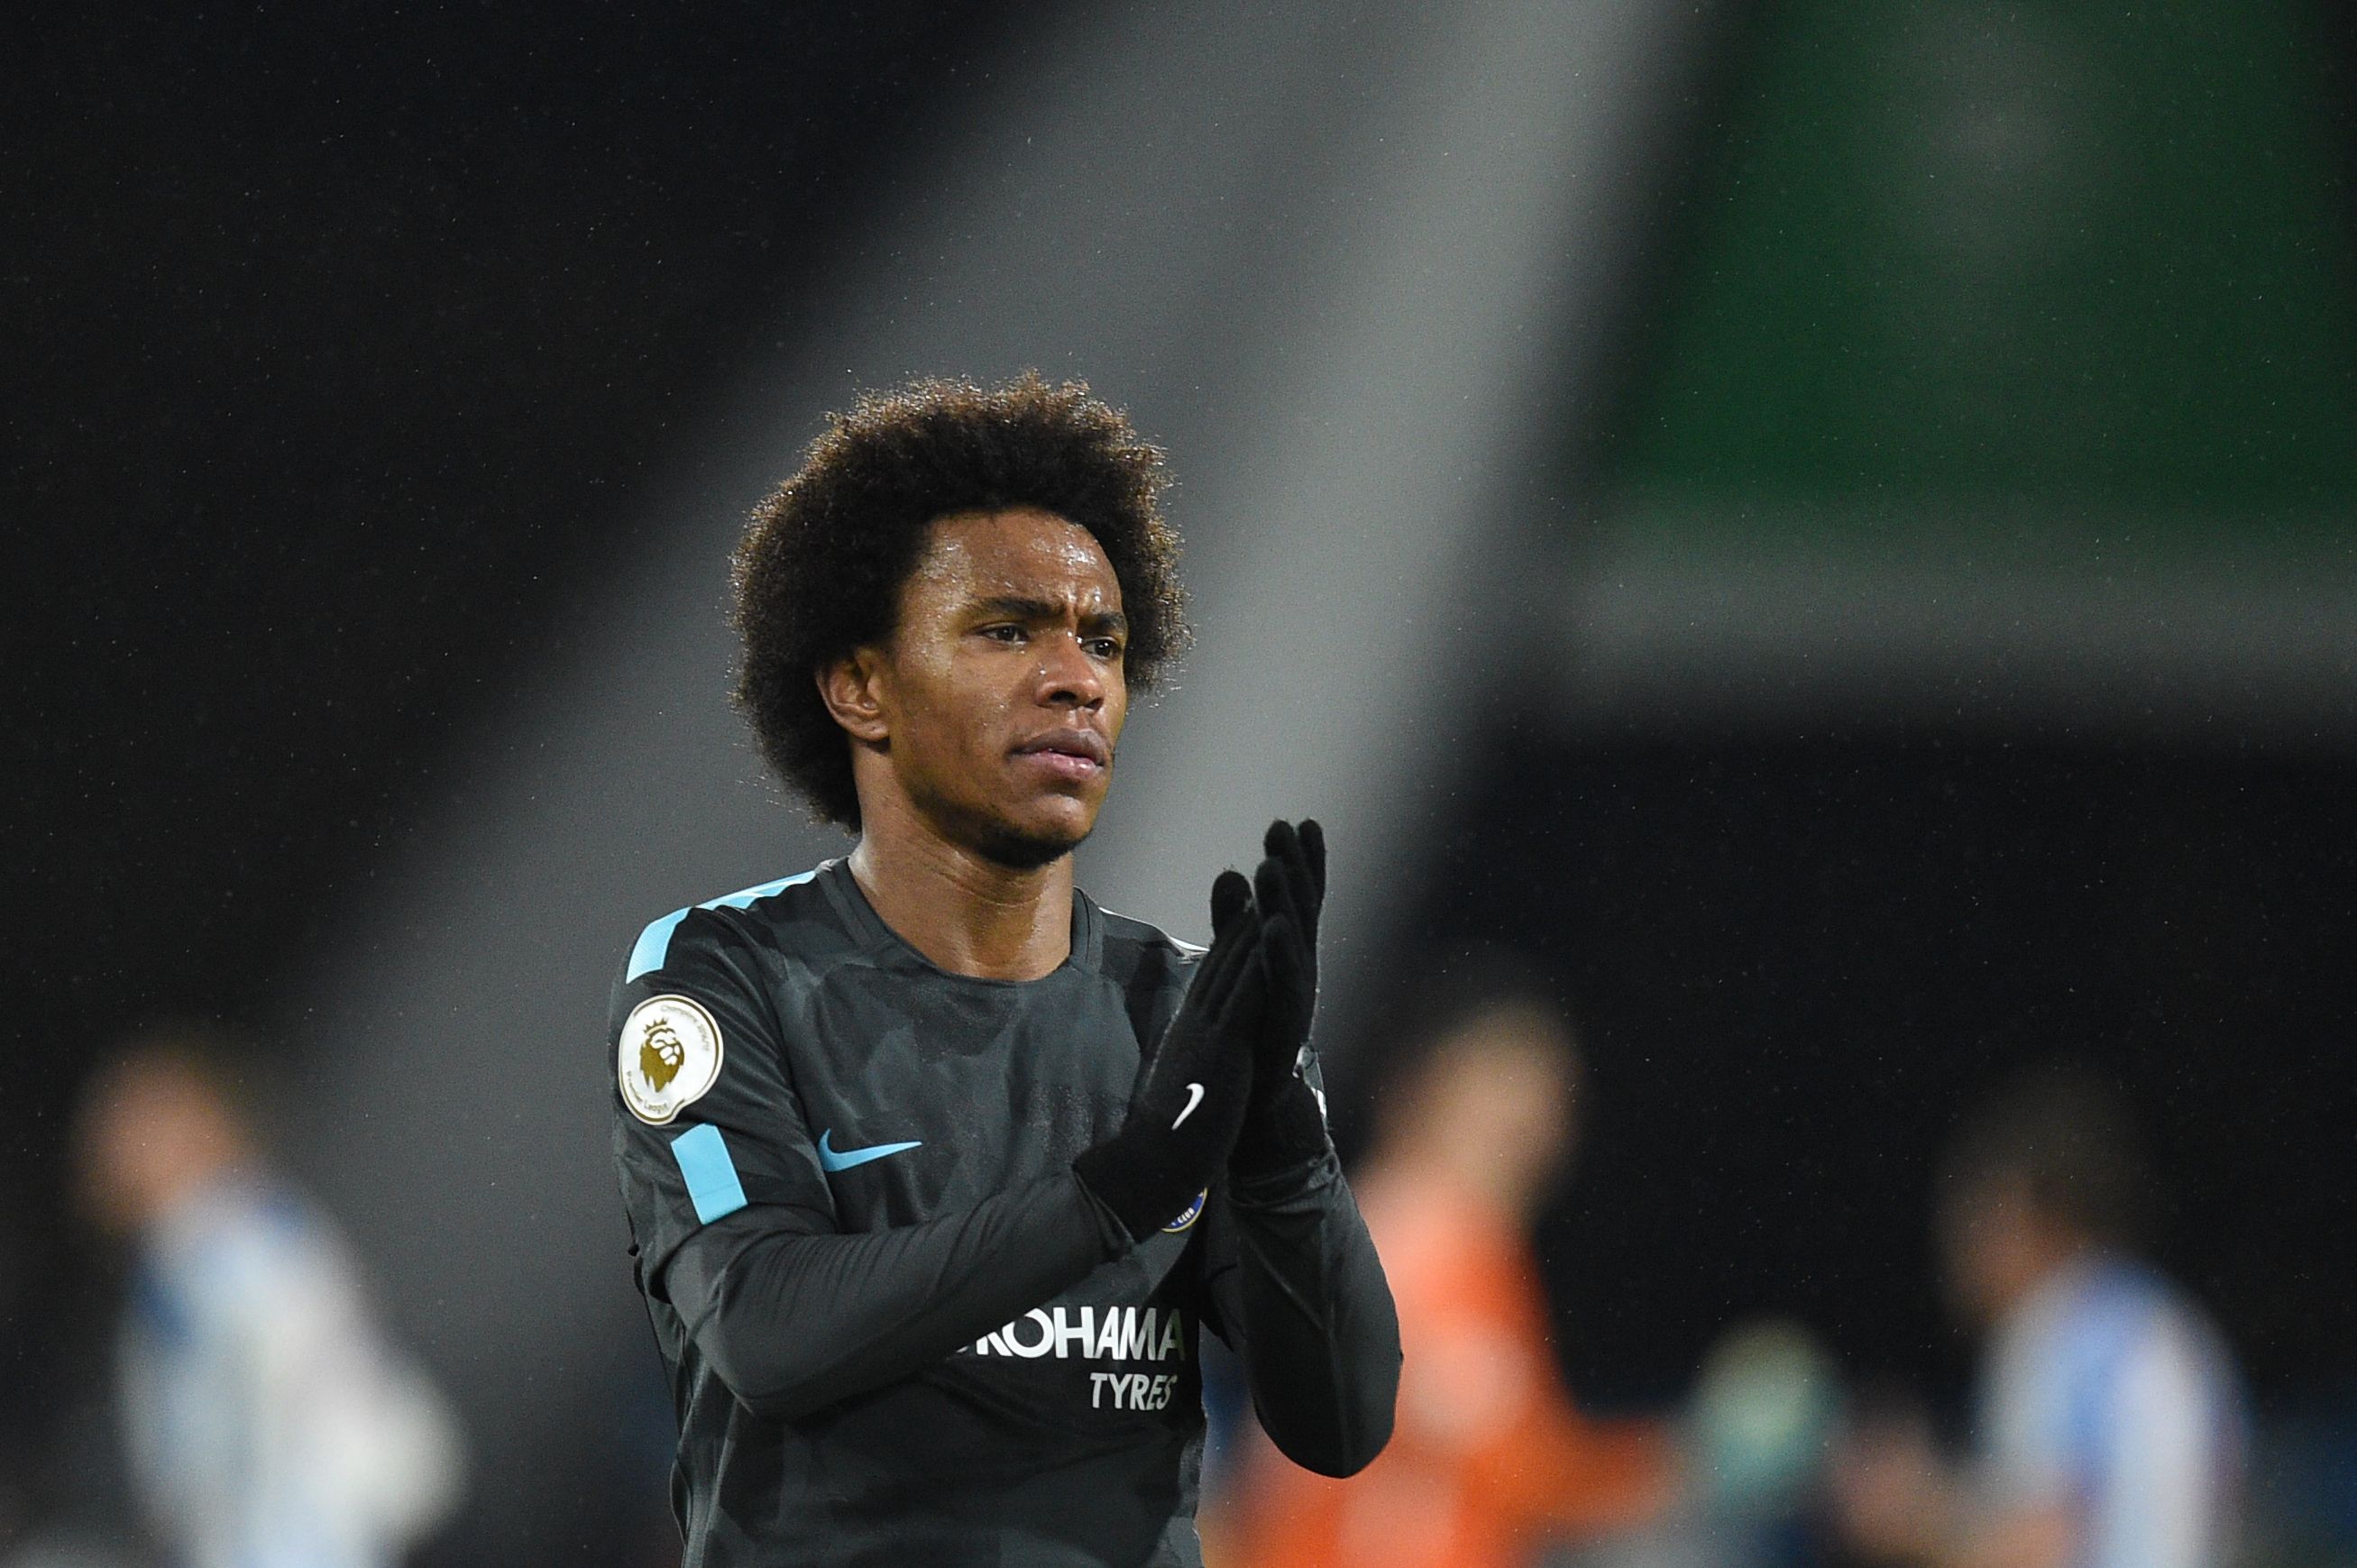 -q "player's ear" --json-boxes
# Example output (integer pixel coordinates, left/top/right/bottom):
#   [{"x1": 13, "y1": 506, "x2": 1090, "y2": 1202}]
[{"x1": 816, "y1": 647, "x2": 892, "y2": 744}]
